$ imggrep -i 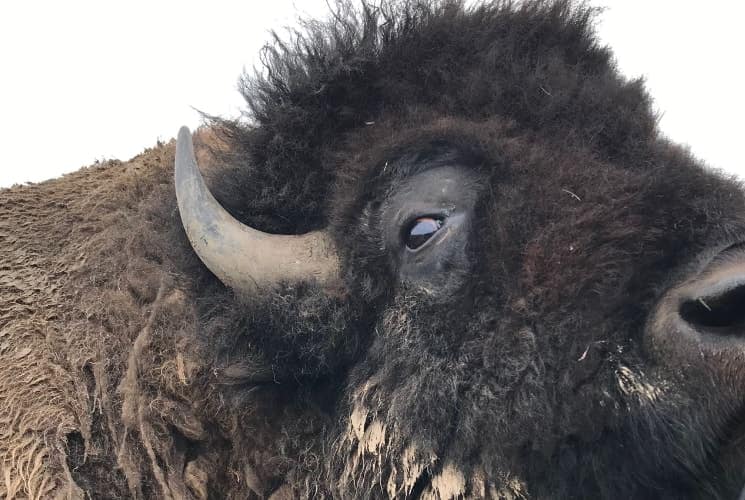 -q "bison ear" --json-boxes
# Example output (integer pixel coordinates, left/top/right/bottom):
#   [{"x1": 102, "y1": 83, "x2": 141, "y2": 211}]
[{"x1": 174, "y1": 126, "x2": 341, "y2": 292}]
